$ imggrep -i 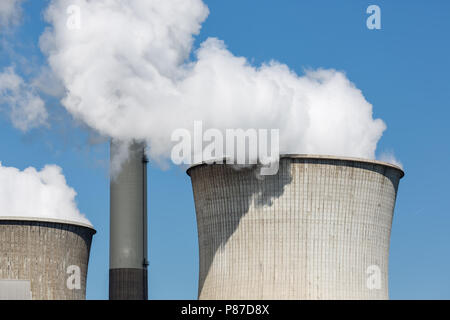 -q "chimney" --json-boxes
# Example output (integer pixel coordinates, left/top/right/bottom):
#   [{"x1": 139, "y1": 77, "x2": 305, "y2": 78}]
[{"x1": 109, "y1": 140, "x2": 148, "y2": 300}]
